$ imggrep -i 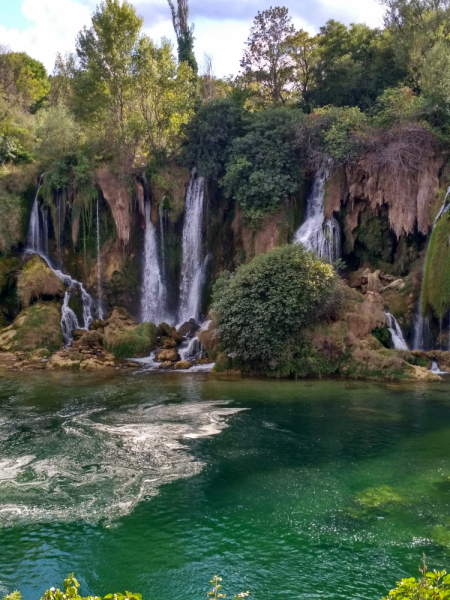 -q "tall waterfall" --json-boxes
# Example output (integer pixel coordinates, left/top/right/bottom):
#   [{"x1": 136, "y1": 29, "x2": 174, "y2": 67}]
[
  {"x1": 26, "y1": 175, "x2": 44, "y2": 252},
  {"x1": 26, "y1": 183, "x2": 94, "y2": 345},
  {"x1": 294, "y1": 164, "x2": 341, "y2": 263},
  {"x1": 178, "y1": 170, "x2": 205, "y2": 325},
  {"x1": 96, "y1": 198, "x2": 104, "y2": 320},
  {"x1": 141, "y1": 176, "x2": 168, "y2": 324},
  {"x1": 385, "y1": 311, "x2": 408, "y2": 350}
]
